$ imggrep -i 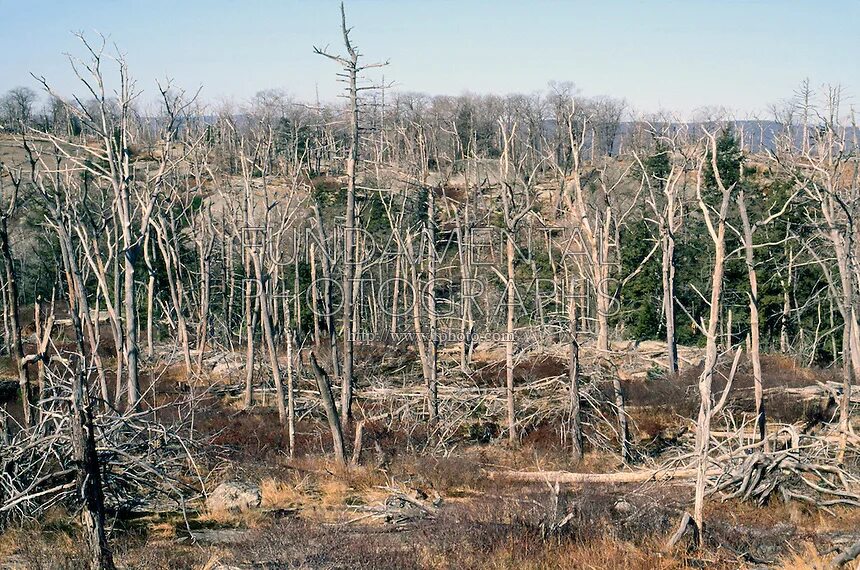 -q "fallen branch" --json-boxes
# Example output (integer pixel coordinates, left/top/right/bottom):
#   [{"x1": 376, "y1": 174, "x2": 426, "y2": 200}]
[
  {"x1": 488, "y1": 467, "x2": 717, "y2": 484},
  {"x1": 830, "y1": 537, "x2": 860, "y2": 568}
]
